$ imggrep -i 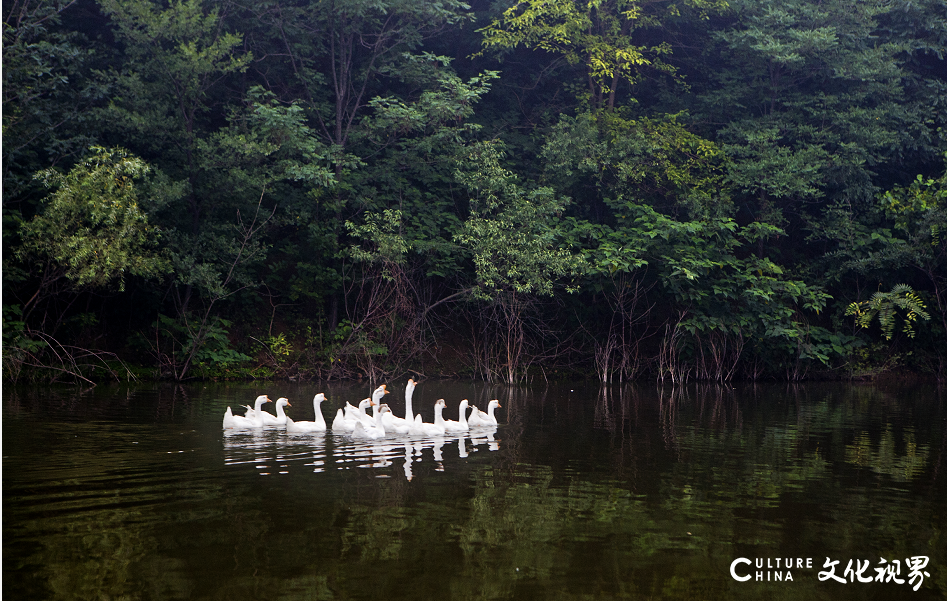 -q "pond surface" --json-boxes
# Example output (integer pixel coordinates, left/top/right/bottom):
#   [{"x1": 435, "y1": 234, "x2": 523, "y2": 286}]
[{"x1": 3, "y1": 380, "x2": 945, "y2": 600}]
